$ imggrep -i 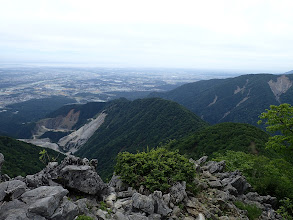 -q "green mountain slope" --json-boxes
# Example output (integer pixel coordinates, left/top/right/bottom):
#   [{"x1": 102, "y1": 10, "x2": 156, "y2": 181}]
[
  {"x1": 166, "y1": 122, "x2": 278, "y2": 160},
  {"x1": 0, "y1": 96, "x2": 76, "y2": 138},
  {"x1": 150, "y1": 74, "x2": 293, "y2": 126},
  {"x1": 76, "y1": 98, "x2": 208, "y2": 178},
  {"x1": 0, "y1": 136, "x2": 63, "y2": 177}
]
